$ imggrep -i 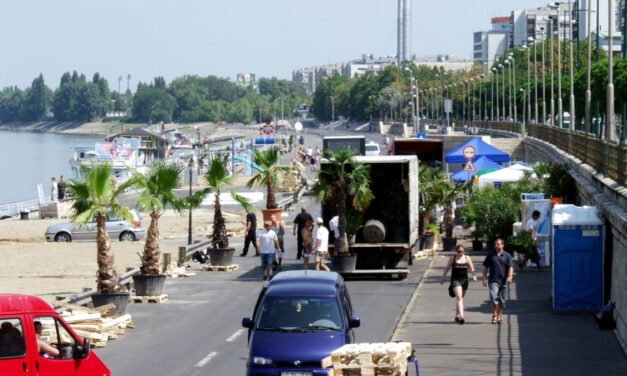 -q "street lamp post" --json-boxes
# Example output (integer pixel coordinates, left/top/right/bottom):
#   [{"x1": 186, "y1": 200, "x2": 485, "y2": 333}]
[
  {"x1": 607, "y1": 0, "x2": 615, "y2": 142},
  {"x1": 557, "y1": 12, "x2": 563, "y2": 129},
  {"x1": 187, "y1": 155, "x2": 194, "y2": 245},
  {"x1": 569, "y1": 0, "x2": 576, "y2": 131},
  {"x1": 541, "y1": 28, "x2": 547, "y2": 123},
  {"x1": 491, "y1": 70, "x2": 495, "y2": 121},
  {"x1": 549, "y1": 19, "x2": 555, "y2": 125},
  {"x1": 506, "y1": 59, "x2": 512, "y2": 120},
  {"x1": 521, "y1": 88, "x2": 526, "y2": 131},
  {"x1": 511, "y1": 53, "x2": 517, "y2": 123},
  {"x1": 525, "y1": 43, "x2": 531, "y2": 124},
  {"x1": 500, "y1": 64, "x2": 505, "y2": 120},
  {"x1": 532, "y1": 37, "x2": 538, "y2": 123},
  {"x1": 462, "y1": 81, "x2": 466, "y2": 122}
]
